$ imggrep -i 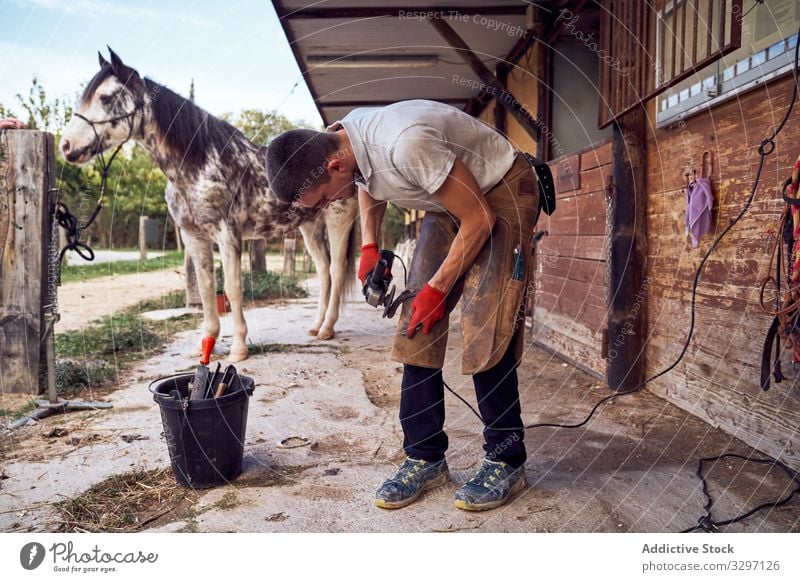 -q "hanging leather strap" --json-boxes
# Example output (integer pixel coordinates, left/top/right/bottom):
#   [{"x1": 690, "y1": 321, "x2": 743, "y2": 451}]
[{"x1": 760, "y1": 315, "x2": 783, "y2": 391}]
